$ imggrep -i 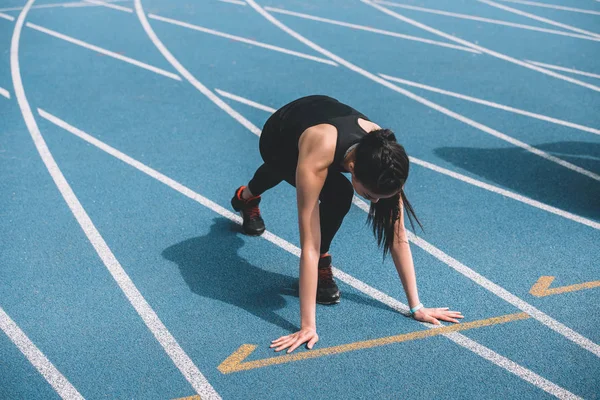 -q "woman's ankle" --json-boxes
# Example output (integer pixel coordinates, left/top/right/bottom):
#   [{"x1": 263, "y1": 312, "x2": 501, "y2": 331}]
[{"x1": 241, "y1": 186, "x2": 254, "y2": 201}]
